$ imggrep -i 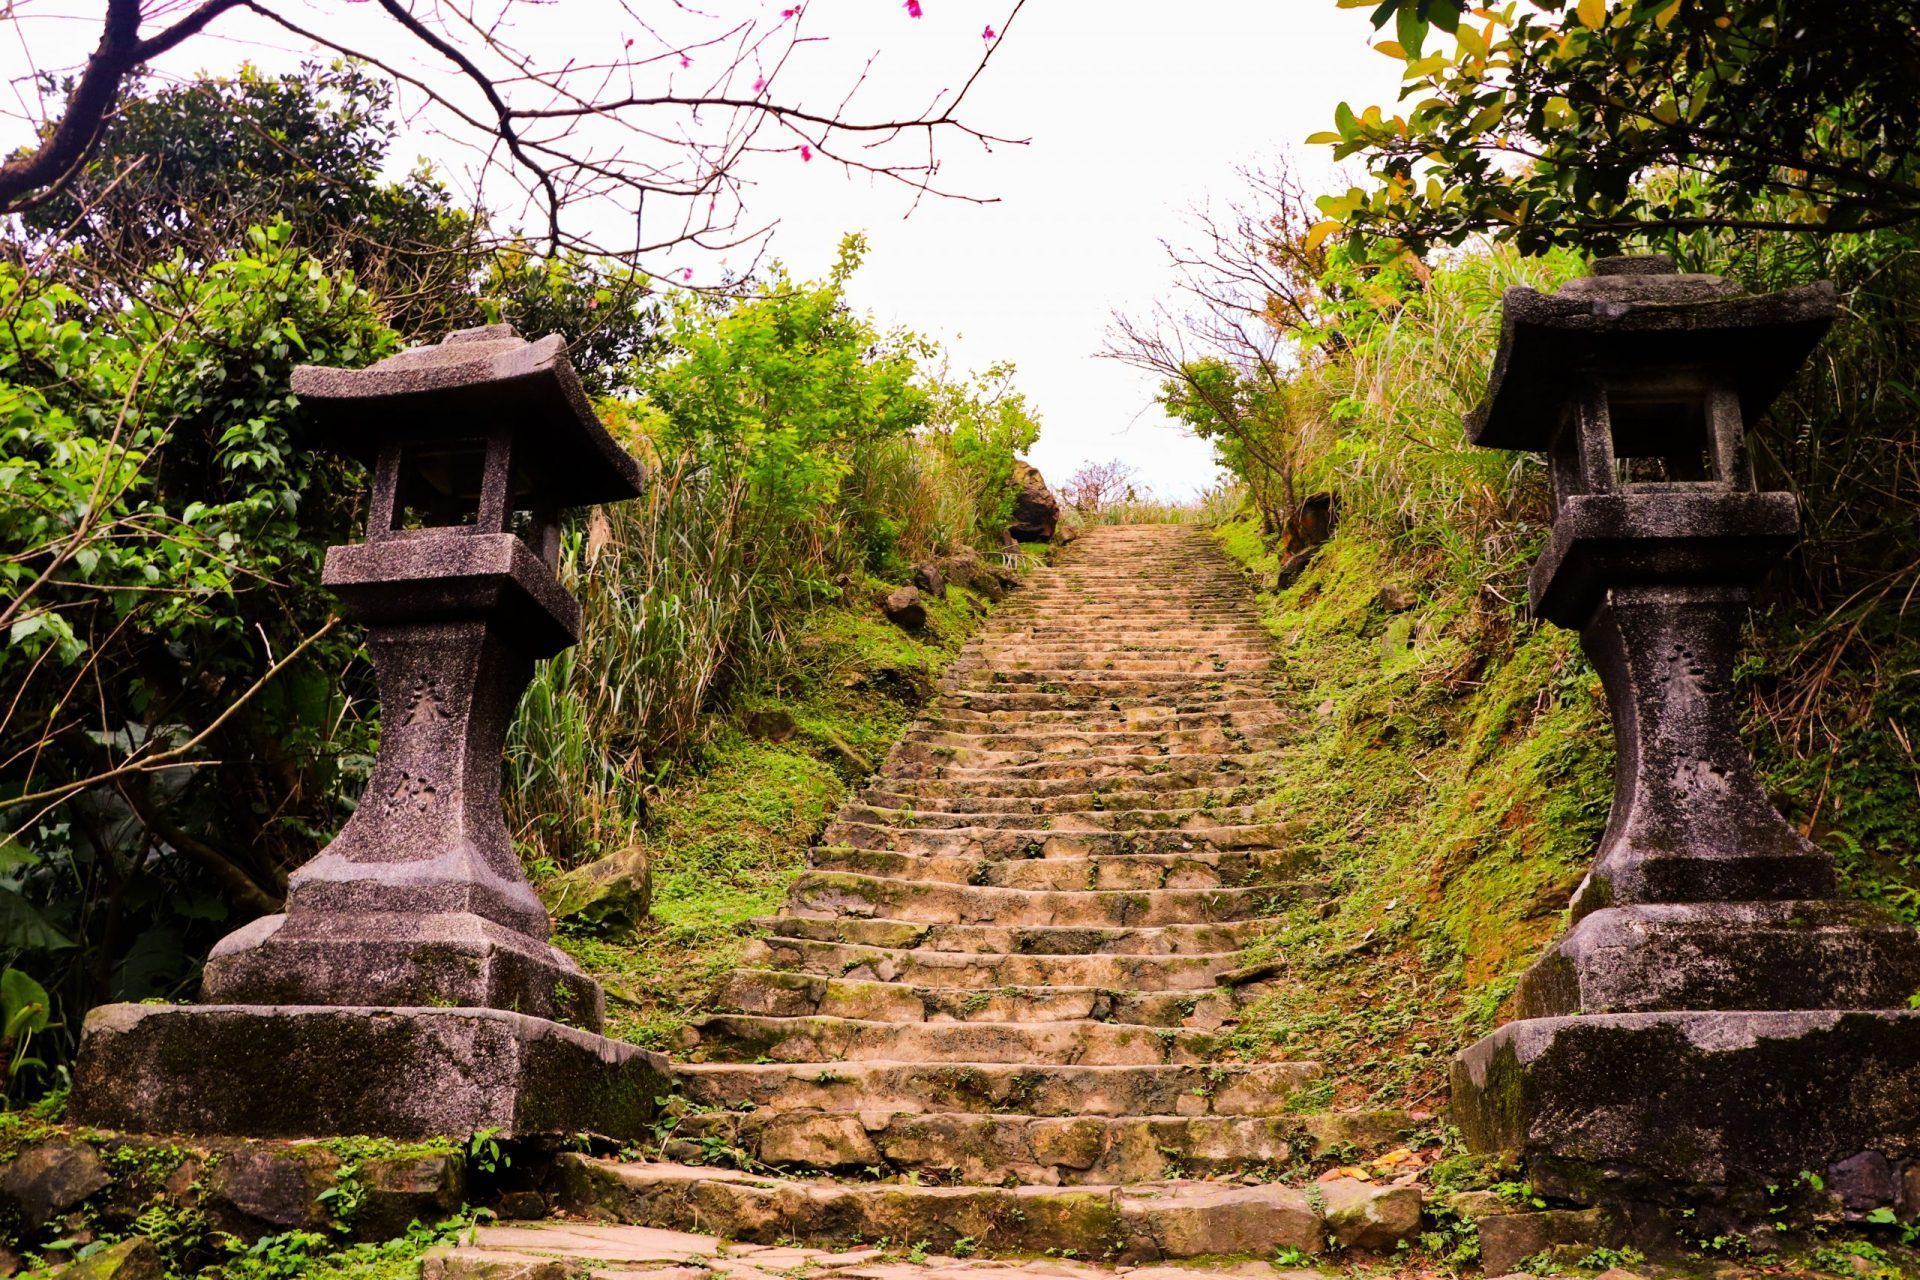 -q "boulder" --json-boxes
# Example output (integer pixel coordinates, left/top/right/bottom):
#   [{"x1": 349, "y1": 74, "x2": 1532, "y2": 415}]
[
  {"x1": 883, "y1": 586, "x2": 926, "y2": 630},
  {"x1": 1377, "y1": 584, "x2": 1417, "y2": 612},
  {"x1": 911, "y1": 563, "x2": 947, "y2": 599},
  {"x1": 1319, "y1": 1178, "x2": 1423, "y2": 1251},
  {"x1": 0, "y1": 1142, "x2": 109, "y2": 1230},
  {"x1": 541, "y1": 846, "x2": 651, "y2": 931},
  {"x1": 54, "y1": 1239, "x2": 162, "y2": 1280},
  {"x1": 354, "y1": 1152, "x2": 467, "y2": 1240},
  {"x1": 1008, "y1": 460, "x2": 1060, "y2": 543},
  {"x1": 1477, "y1": 1207, "x2": 1609, "y2": 1276},
  {"x1": 206, "y1": 1146, "x2": 339, "y2": 1236},
  {"x1": 742, "y1": 708, "x2": 796, "y2": 742}
]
